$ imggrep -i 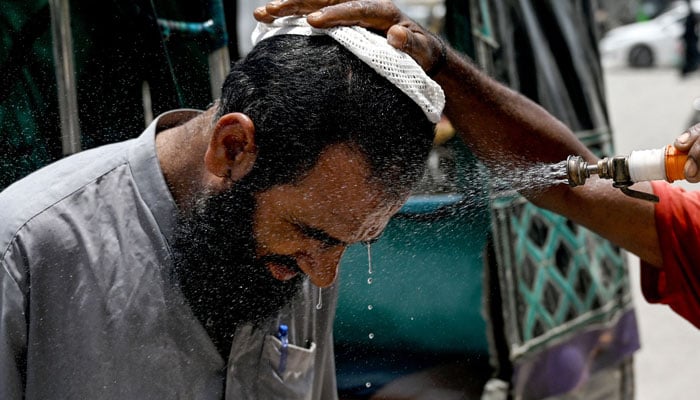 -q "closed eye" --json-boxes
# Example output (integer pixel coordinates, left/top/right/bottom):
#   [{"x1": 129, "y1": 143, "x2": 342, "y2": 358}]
[{"x1": 294, "y1": 222, "x2": 347, "y2": 248}]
